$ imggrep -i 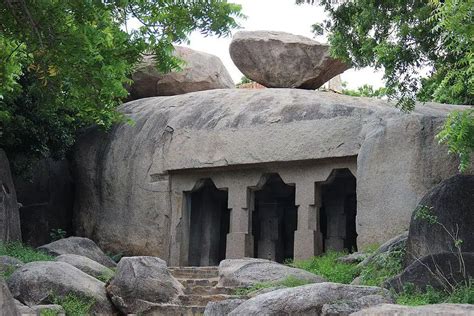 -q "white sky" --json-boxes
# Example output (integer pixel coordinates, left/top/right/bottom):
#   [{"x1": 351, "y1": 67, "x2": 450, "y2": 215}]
[{"x1": 183, "y1": 0, "x2": 385, "y2": 89}]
